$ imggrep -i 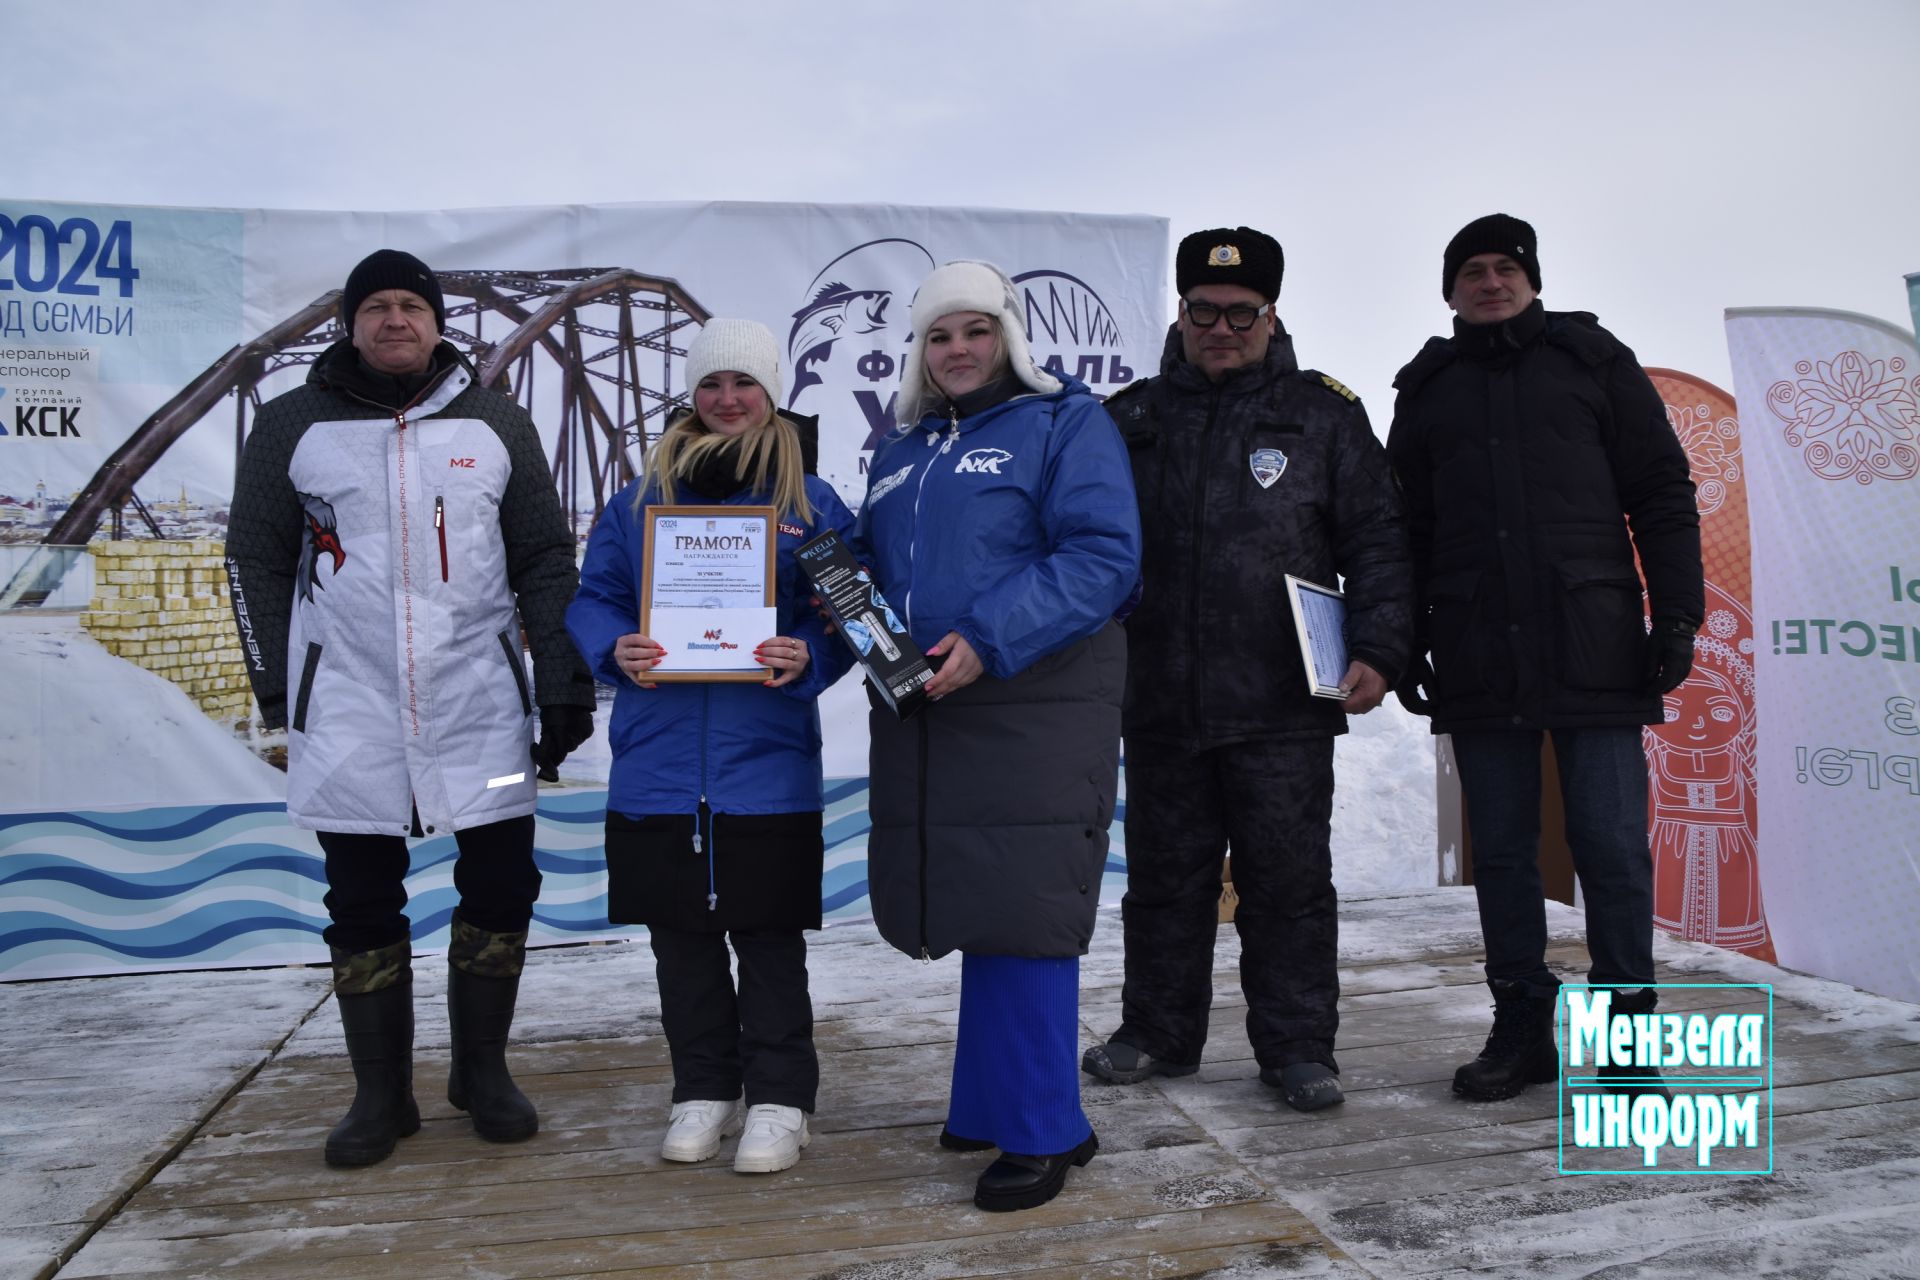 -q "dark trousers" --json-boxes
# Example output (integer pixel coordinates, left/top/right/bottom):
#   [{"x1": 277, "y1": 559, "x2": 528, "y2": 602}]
[
  {"x1": 317, "y1": 815, "x2": 540, "y2": 953},
  {"x1": 649, "y1": 926, "x2": 818, "y2": 1112},
  {"x1": 1117, "y1": 736, "x2": 1339, "y2": 1071},
  {"x1": 1451, "y1": 726, "x2": 1656, "y2": 996}
]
